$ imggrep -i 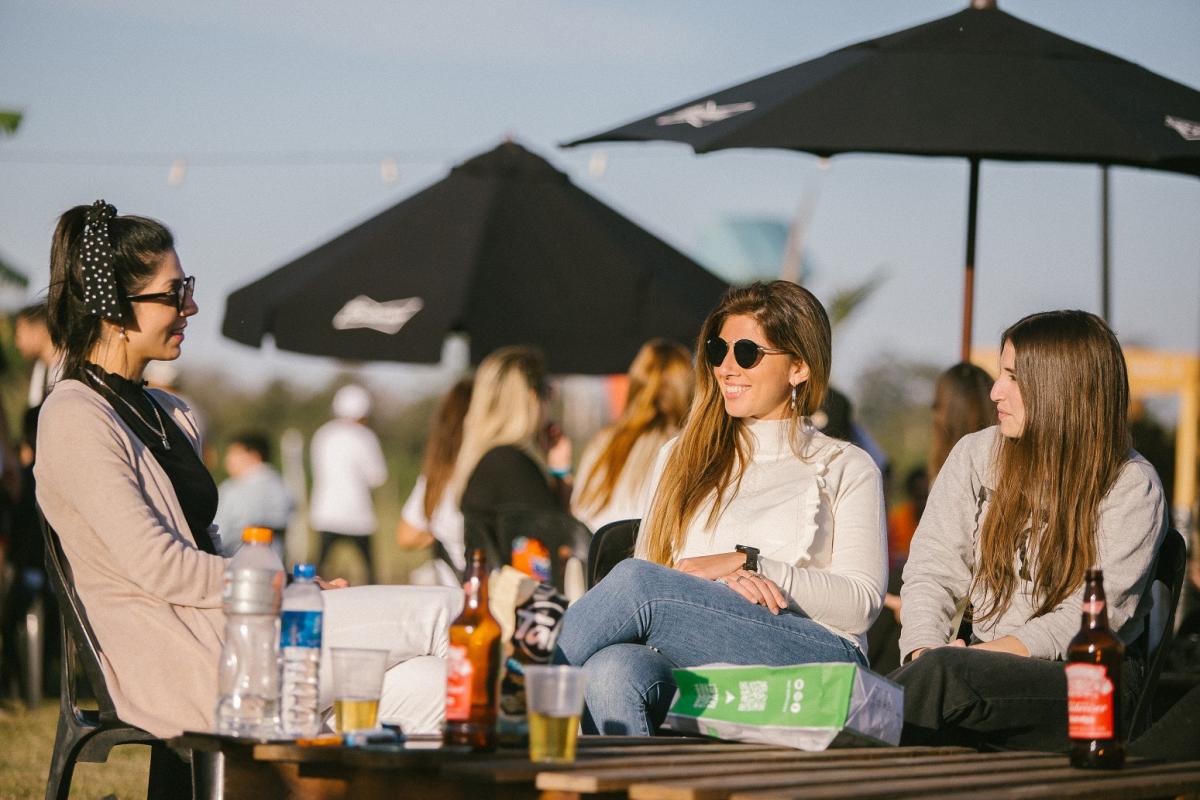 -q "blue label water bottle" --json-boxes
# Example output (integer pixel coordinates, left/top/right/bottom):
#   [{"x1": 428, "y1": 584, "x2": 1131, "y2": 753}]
[{"x1": 280, "y1": 563, "x2": 324, "y2": 737}]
